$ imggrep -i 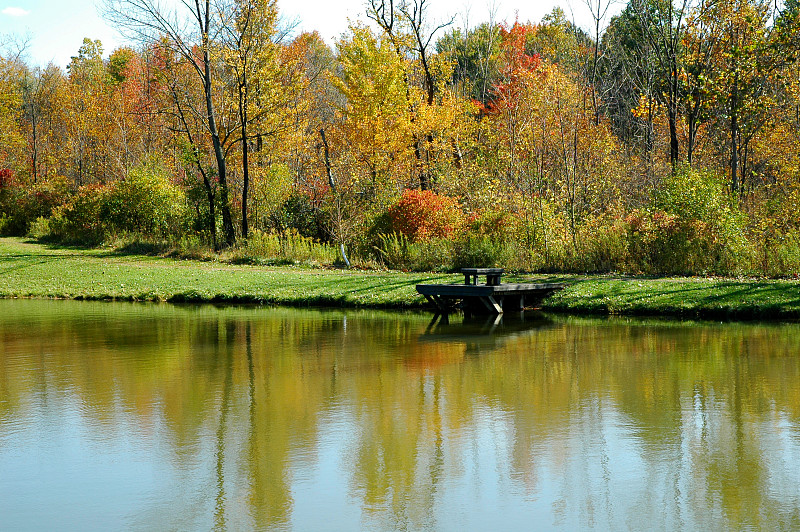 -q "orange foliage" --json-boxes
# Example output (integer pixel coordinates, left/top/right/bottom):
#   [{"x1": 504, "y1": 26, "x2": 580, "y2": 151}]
[
  {"x1": 0, "y1": 168, "x2": 14, "y2": 188},
  {"x1": 483, "y1": 21, "x2": 543, "y2": 115},
  {"x1": 388, "y1": 189, "x2": 465, "y2": 242}
]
